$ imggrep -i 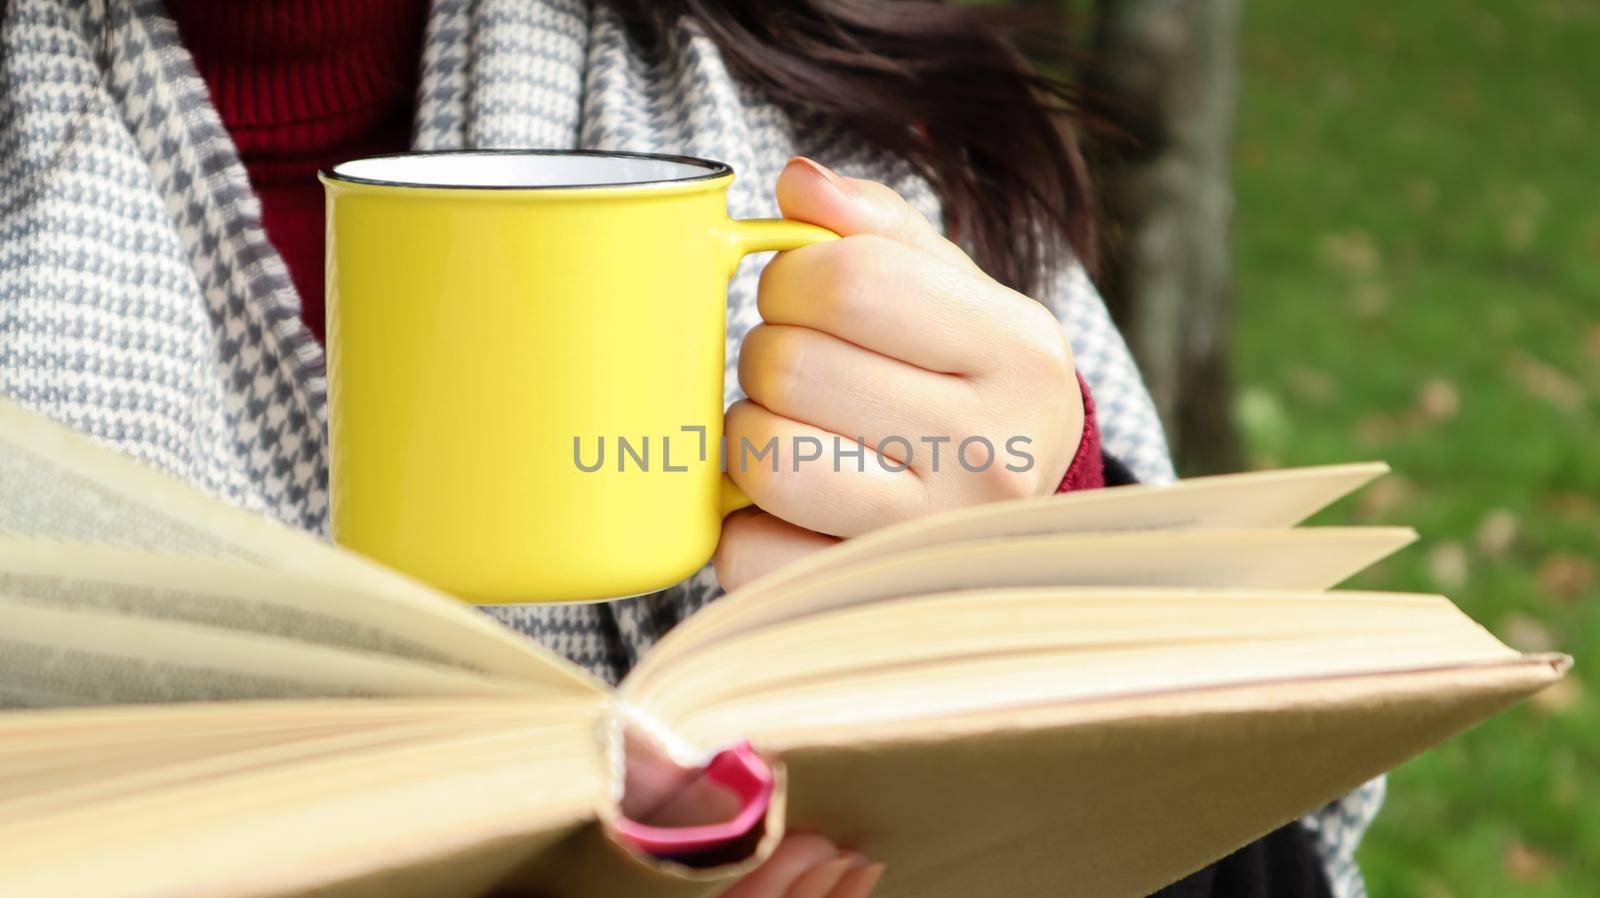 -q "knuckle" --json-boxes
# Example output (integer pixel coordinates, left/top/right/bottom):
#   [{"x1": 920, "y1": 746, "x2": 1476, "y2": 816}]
[
  {"x1": 944, "y1": 428, "x2": 1044, "y2": 501},
  {"x1": 859, "y1": 179, "x2": 909, "y2": 208},
  {"x1": 983, "y1": 457, "x2": 1042, "y2": 501},
  {"x1": 755, "y1": 247, "x2": 816, "y2": 317},
  {"x1": 860, "y1": 181, "x2": 926, "y2": 236},
  {"x1": 745, "y1": 326, "x2": 807, "y2": 409},
  {"x1": 1016, "y1": 305, "x2": 1076, "y2": 381},
  {"x1": 817, "y1": 235, "x2": 891, "y2": 317},
  {"x1": 746, "y1": 468, "x2": 801, "y2": 525},
  {"x1": 723, "y1": 409, "x2": 787, "y2": 508},
  {"x1": 722, "y1": 401, "x2": 759, "y2": 471},
  {"x1": 884, "y1": 189, "x2": 923, "y2": 237},
  {"x1": 928, "y1": 261, "x2": 976, "y2": 307},
  {"x1": 755, "y1": 252, "x2": 782, "y2": 300},
  {"x1": 847, "y1": 231, "x2": 901, "y2": 260},
  {"x1": 712, "y1": 515, "x2": 756, "y2": 590}
]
